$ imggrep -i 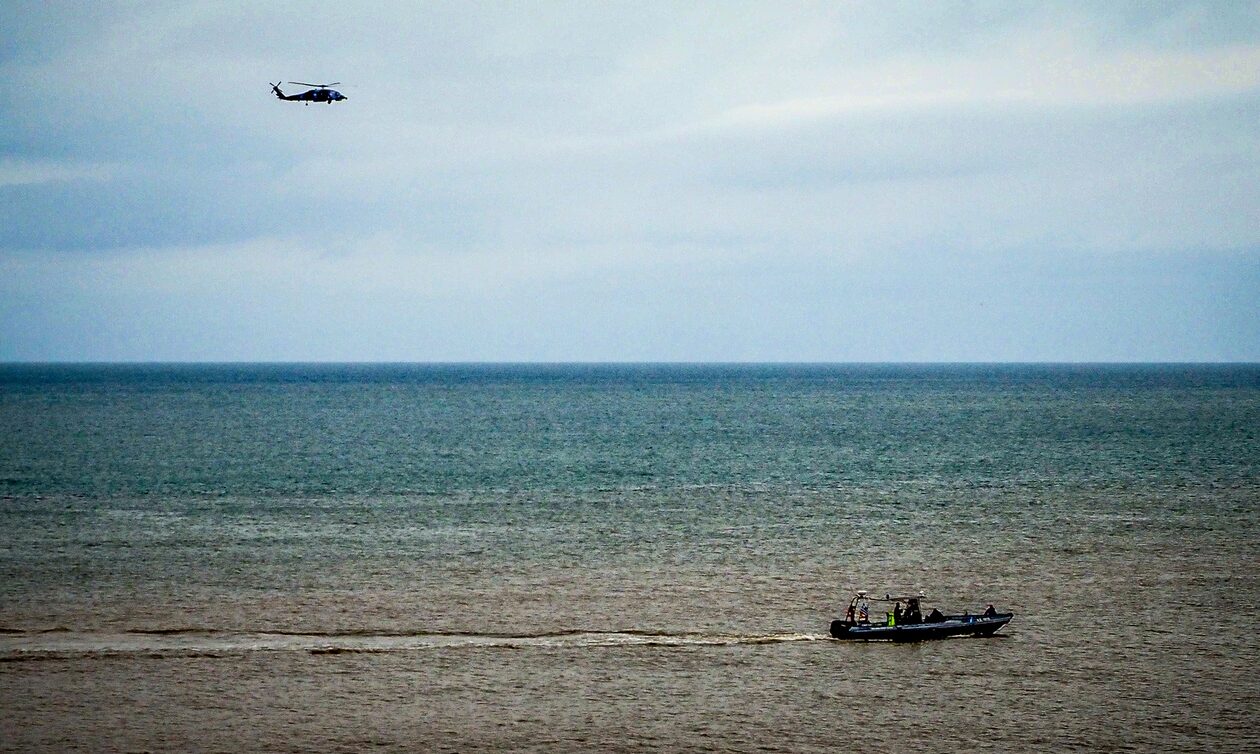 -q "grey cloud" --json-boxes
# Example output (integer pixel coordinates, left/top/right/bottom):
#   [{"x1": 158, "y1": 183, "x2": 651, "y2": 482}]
[{"x1": 2, "y1": 1, "x2": 1259, "y2": 360}]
